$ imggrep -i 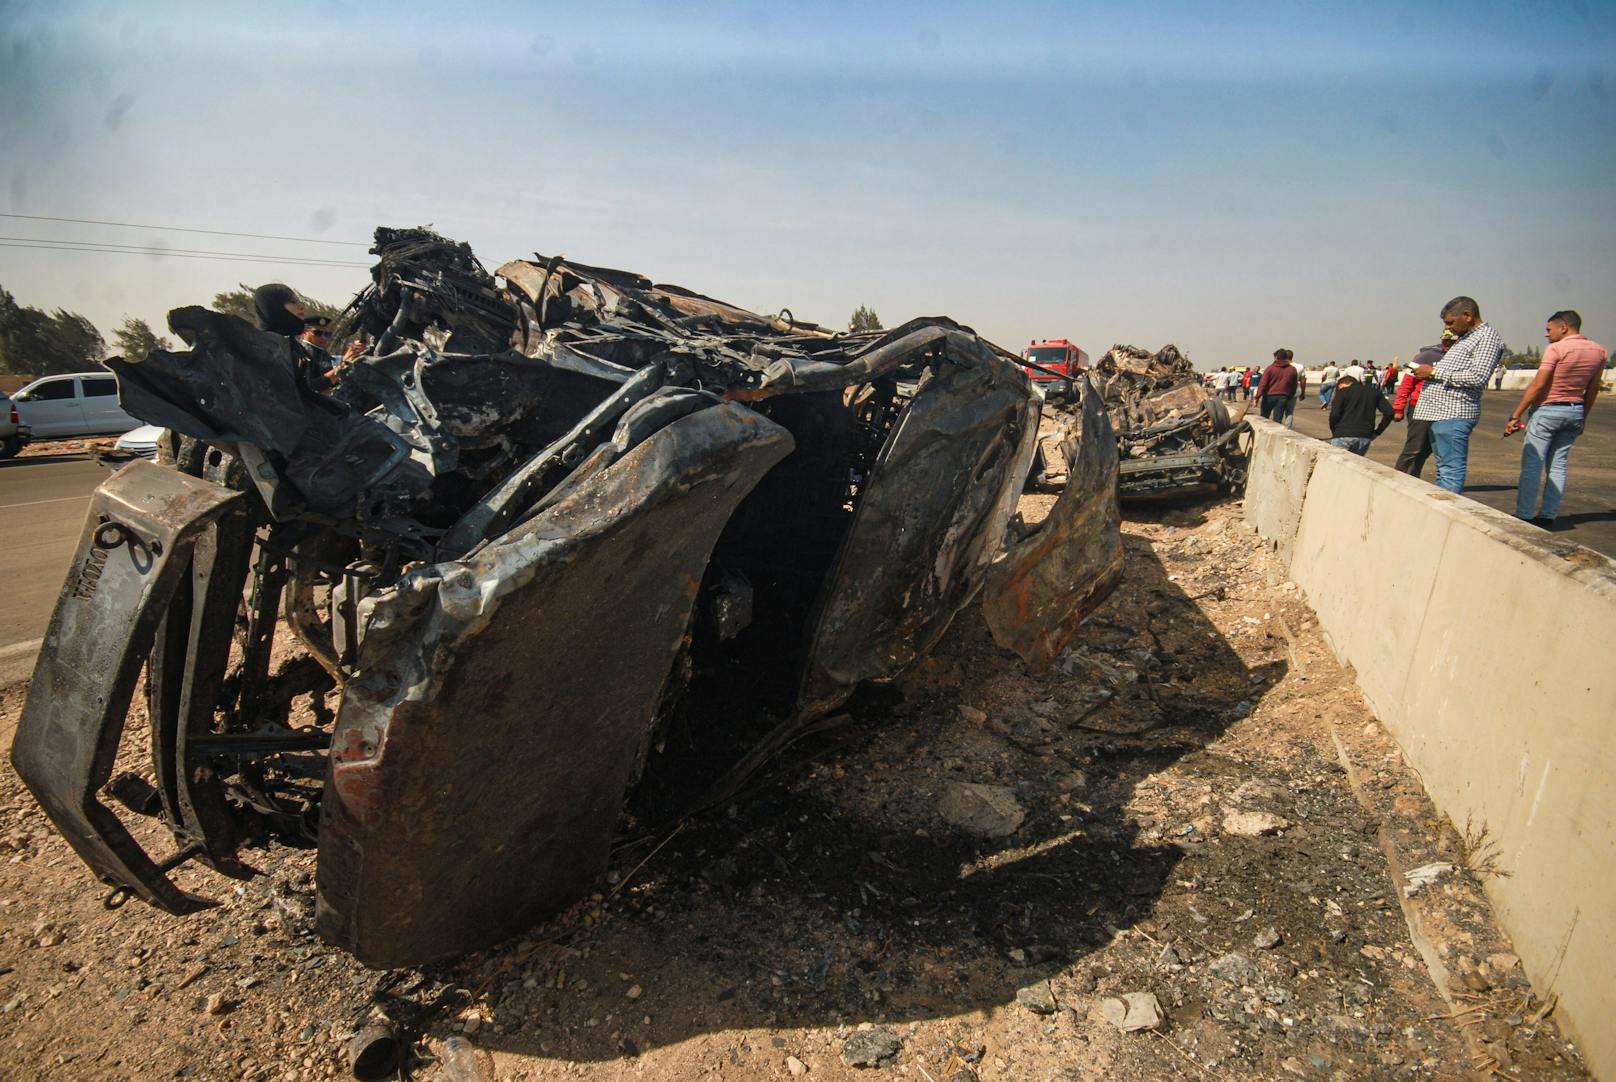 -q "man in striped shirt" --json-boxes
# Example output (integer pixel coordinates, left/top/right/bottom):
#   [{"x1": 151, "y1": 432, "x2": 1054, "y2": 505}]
[{"x1": 1410, "y1": 296, "x2": 1505, "y2": 493}]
